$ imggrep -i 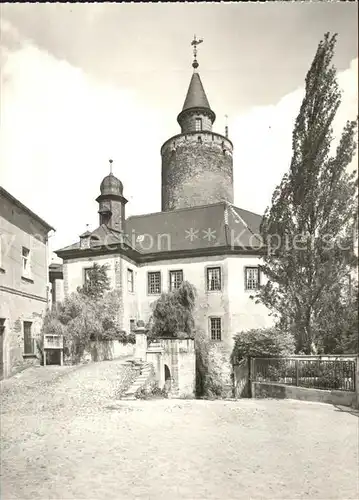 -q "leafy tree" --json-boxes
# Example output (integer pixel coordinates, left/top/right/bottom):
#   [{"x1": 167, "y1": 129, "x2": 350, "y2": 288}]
[
  {"x1": 41, "y1": 289, "x2": 133, "y2": 364},
  {"x1": 150, "y1": 281, "x2": 196, "y2": 338},
  {"x1": 256, "y1": 33, "x2": 358, "y2": 353},
  {"x1": 77, "y1": 263, "x2": 111, "y2": 299},
  {"x1": 231, "y1": 328, "x2": 295, "y2": 364},
  {"x1": 312, "y1": 279, "x2": 358, "y2": 354}
]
